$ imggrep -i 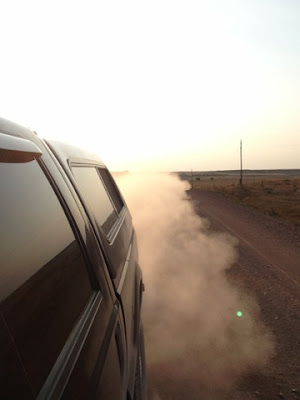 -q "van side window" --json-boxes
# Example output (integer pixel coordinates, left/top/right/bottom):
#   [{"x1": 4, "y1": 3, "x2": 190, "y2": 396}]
[
  {"x1": 98, "y1": 168, "x2": 124, "y2": 213},
  {"x1": 0, "y1": 160, "x2": 93, "y2": 395},
  {"x1": 72, "y1": 166, "x2": 119, "y2": 236}
]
